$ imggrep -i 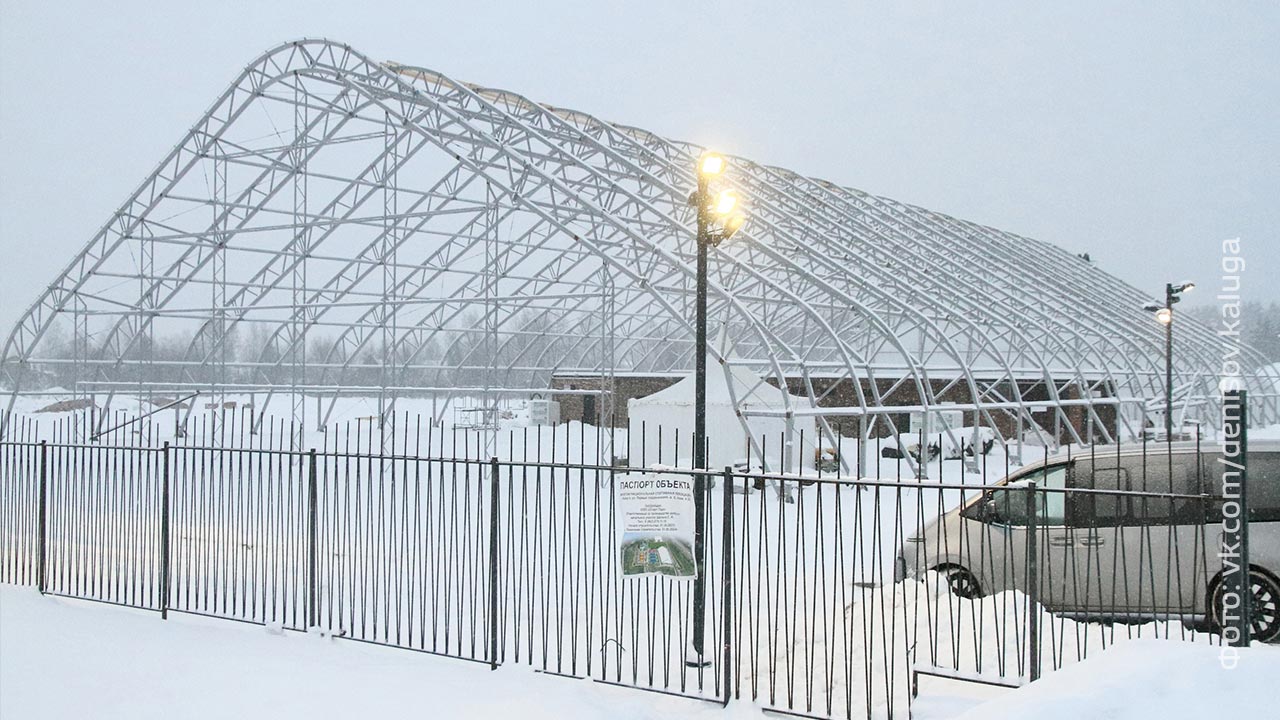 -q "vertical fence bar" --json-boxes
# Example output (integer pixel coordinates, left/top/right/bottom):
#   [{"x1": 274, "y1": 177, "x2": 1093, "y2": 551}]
[
  {"x1": 160, "y1": 442, "x2": 171, "y2": 619},
  {"x1": 489, "y1": 456, "x2": 501, "y2": 670},
  {"x1": 307, "y1": 448, "x2": 318, "y2": 630},
  {"x1": 1025, "y1": 478, "x2": 1040, "y2": 682},
  {"x1": 37, "y1": 440, "x2": 48, "y2": 595},
  {"x1": 721, "y1": 465, "x2": 734, "y2": 706}
]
